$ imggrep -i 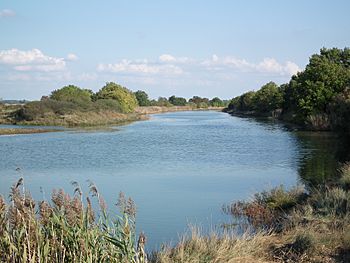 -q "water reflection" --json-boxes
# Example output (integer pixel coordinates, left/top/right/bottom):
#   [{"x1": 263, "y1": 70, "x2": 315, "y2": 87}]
[
  {"x1": 295, "y1": 133, "x2": 350, "y2": 187},
  {"x1": 232, "y1": 115, "x2": 350, "y2": 187}
]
